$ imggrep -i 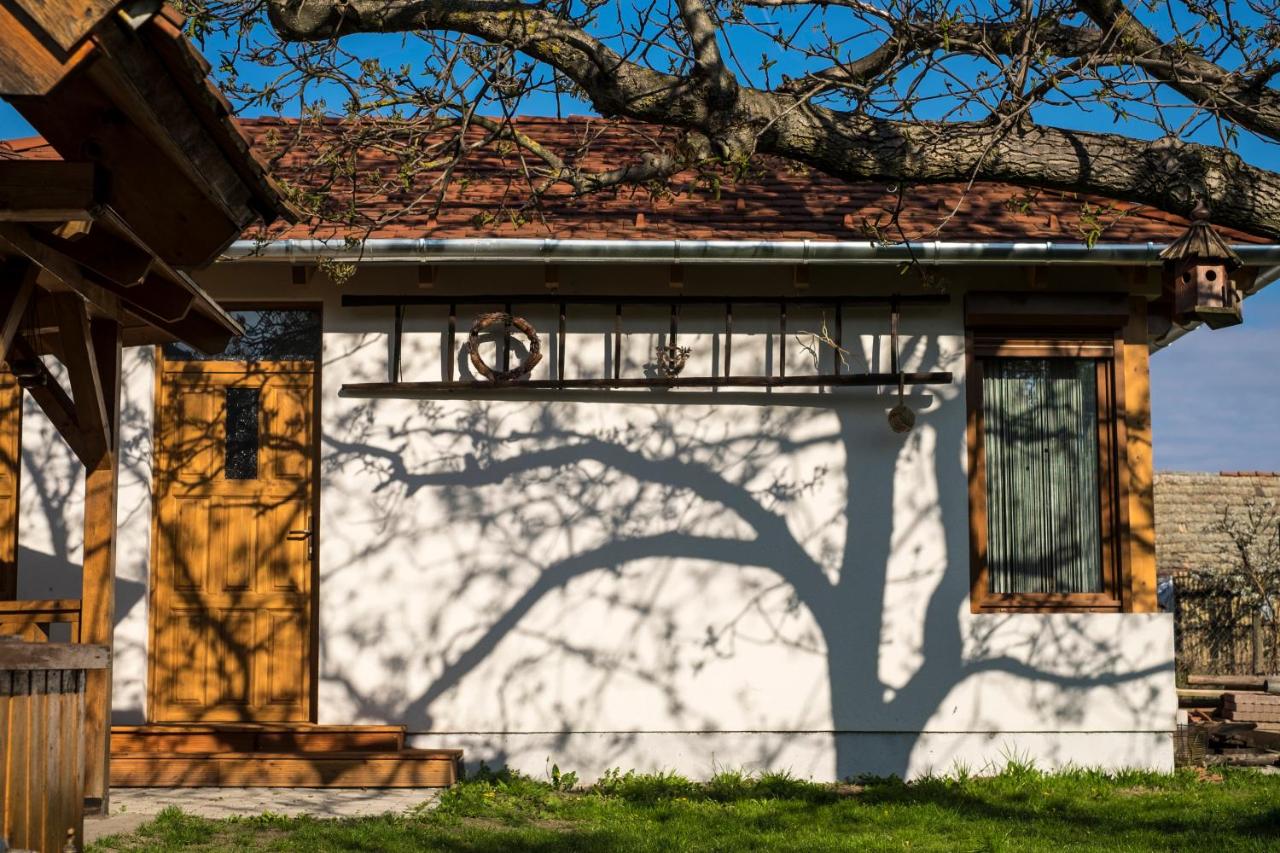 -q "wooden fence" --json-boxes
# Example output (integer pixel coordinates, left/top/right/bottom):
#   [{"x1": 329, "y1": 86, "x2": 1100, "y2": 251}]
[
  {"x1": 1, "y1": 641, "x2": 108, "y2": 852},
  {"x1": 1173, "y1": 573, "x2": 1280, "y2": 677}
]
